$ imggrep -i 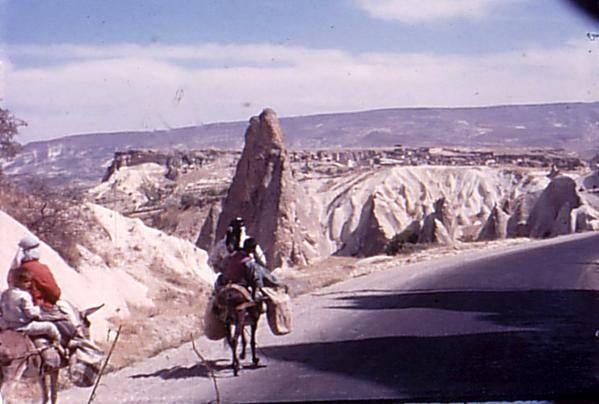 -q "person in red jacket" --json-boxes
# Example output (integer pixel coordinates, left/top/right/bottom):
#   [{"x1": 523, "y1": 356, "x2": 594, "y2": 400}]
[
  {"x1": 8, "y1": 235, "x2": 62, "y2": 311},
  {"x1": 6, "y1": 235, "x2": 68, "y2": 365}
]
